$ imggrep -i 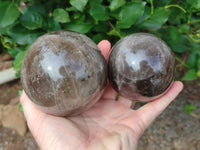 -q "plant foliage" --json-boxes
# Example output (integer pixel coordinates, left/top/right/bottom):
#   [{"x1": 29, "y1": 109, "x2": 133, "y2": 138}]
[
  {"x1": 184, "y1": 104, "x2": 196, "y2": 115},
  {"x1": 0, "y1": 0, "x2": 200, "y2": 81}
]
